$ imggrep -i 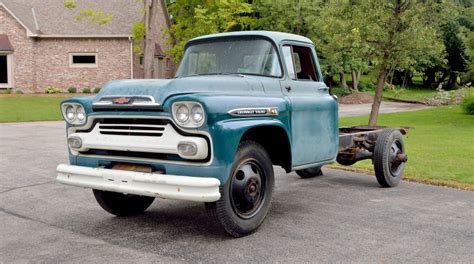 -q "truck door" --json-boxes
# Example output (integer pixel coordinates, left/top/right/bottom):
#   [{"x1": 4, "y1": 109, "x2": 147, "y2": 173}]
[{"x1": 280, "y1": 44, "x2": 338, "y2": 167}]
